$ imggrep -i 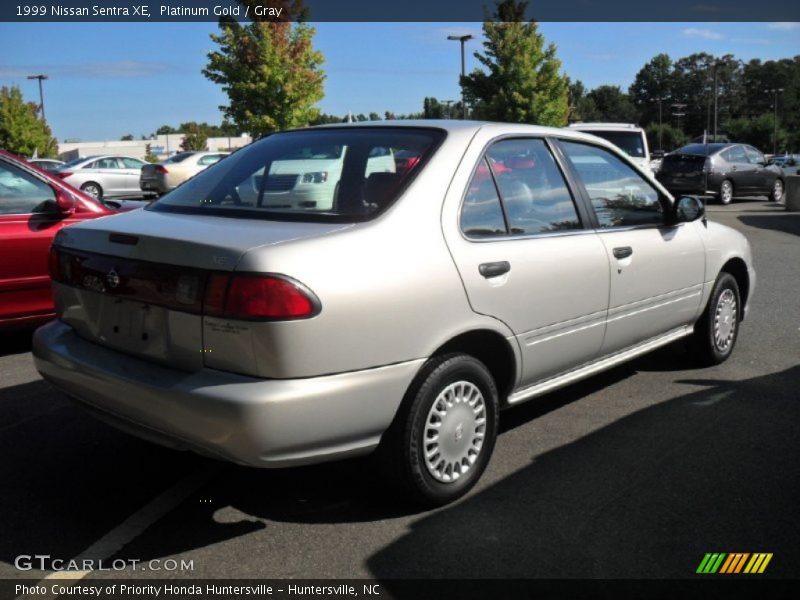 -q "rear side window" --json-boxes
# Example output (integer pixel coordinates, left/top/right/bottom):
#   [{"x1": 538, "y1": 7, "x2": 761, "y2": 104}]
[
  {"x1": 151, "y1": 127, "x2": 444, "y2": 222},
  {"x1": 0, "y1": 160, "x2": 56, "y2": 215},
  {"x1": 91, "y1": 158, "x2": 121, "y2": 169},
  {"x1": 460, "y1": 158, "x2": 507, "y2": 237},
  {"x1": 560, "y1": 141, "x2": 663, "y2": 228},
  {"x1": 197, "y1": 154, "x2": 224, "y2": 166},
  {"x1": 727, "y1": 146, "x2": 748, "y2": 164},
  {"x1": 486, "y1": 139, "x2": 580, "y2": 235}
]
